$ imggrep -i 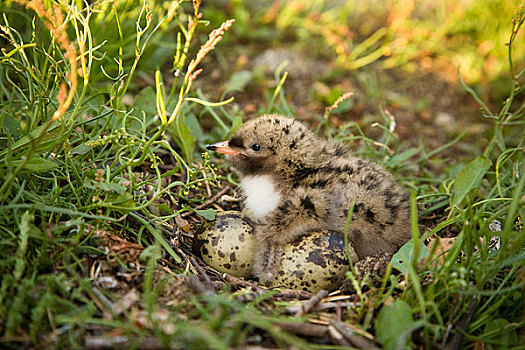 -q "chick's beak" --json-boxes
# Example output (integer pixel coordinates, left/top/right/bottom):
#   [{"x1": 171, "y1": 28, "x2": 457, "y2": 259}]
[{"x1": 205, "y1": 141, "x2": 242, "y2": 156}]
